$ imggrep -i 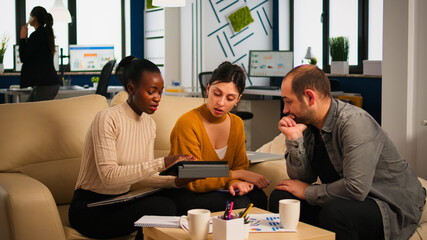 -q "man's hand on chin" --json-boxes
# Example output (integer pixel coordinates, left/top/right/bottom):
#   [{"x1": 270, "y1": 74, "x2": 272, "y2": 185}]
[
  {"x1": 278, "y1": 115, "x2": 307, "y2": 140},
  {"x1": 276, "y1": 179, "x2": 309, "y2": 200}
]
